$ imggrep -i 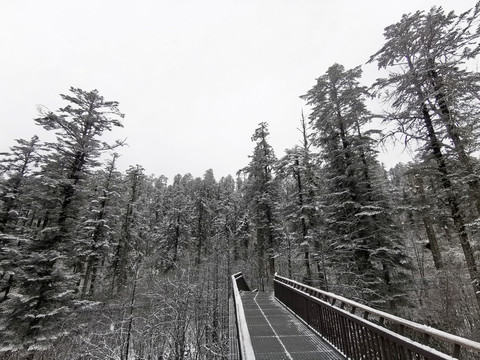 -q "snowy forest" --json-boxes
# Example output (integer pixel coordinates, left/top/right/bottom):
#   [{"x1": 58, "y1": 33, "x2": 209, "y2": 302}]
[{"x1": 2, "y1": 3, "x2": 480, "y2": 360}]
